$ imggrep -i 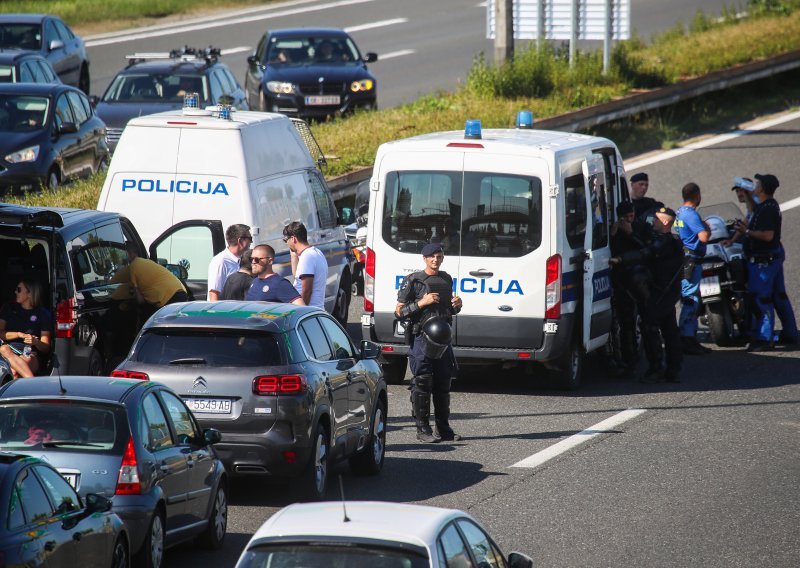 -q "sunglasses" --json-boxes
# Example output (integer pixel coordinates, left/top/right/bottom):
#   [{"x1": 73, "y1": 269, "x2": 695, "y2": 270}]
[{"x1": 251, "y1": 256, "x2": 272, "y2": 263}]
